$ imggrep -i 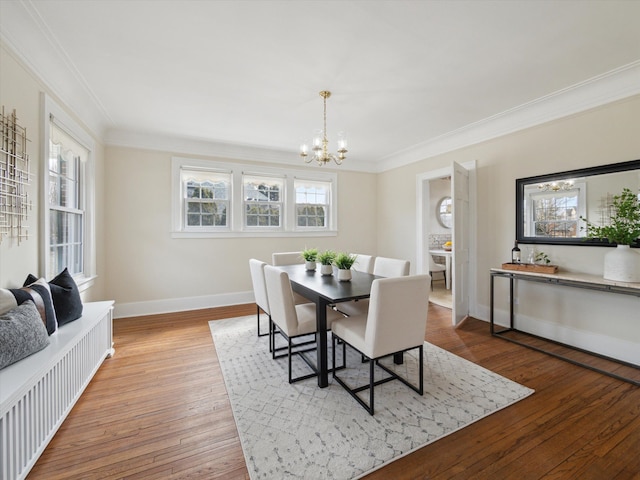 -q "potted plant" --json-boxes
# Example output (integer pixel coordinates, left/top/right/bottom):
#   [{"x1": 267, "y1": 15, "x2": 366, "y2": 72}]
[
  {"x1": 580, "y1": 187, "x2": 640, "y2": 282},
  {"x1": 317, "y1": 250, "x2": 336, "y2": 276},
  {"x1": 333, "y1": 252, "x2": 357, "y2": 281},
  {"x1": 301, "y1": 248, "x2": 318, "y2": 271},
  {"x1": 534, "y1": 251, "x2": 550, "y2": 265}
]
